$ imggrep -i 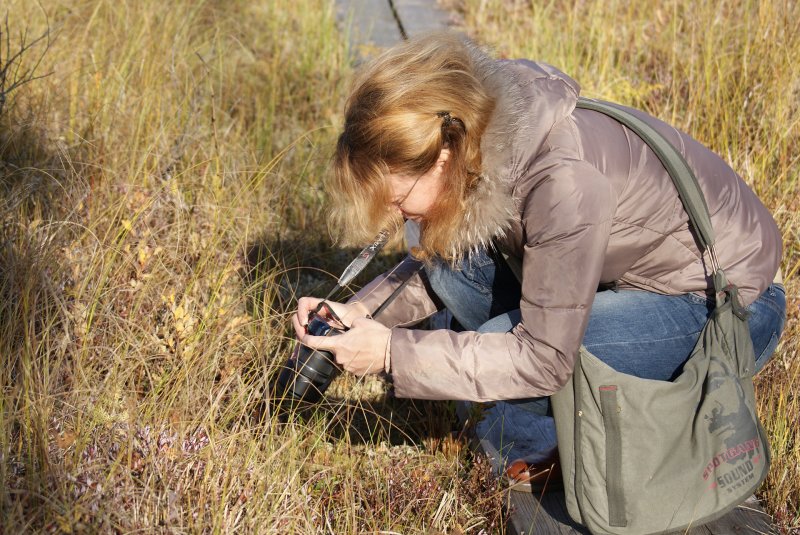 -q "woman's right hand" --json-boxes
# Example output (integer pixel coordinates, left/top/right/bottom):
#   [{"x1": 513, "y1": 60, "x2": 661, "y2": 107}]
[{"x1": 293, "y1": 297, "x2": 371, "y2": 332}]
